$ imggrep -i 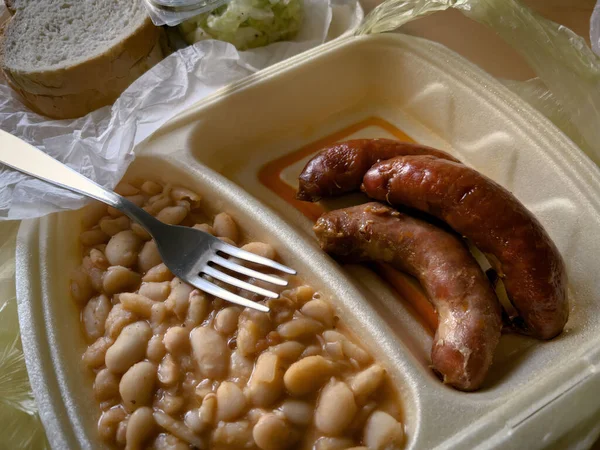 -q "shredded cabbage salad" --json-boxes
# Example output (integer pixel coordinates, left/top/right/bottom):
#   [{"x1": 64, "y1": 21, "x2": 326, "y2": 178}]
[{"x1": 179, "y1": 0, "x2": 303, "y2": 50}]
